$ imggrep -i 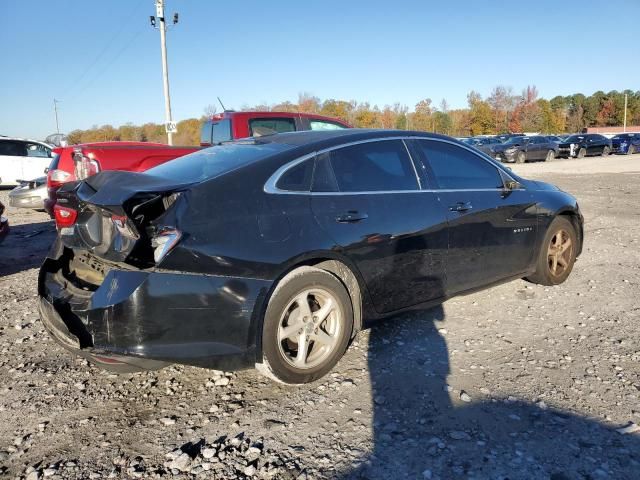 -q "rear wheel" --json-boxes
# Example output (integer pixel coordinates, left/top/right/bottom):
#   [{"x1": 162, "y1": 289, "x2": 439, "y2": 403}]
[
  {"x1": 545, "y1": 150, "x2": 556, "y2": 162},
  {"x1": 602, "y1": 146, "x2": 611, "y2": 156},
  {"x1": 515, "y1": 151, "x2": 526, "y2": 164},
  {"x1": 257, "y1": 266, "x2": 354, "y2": 384},
  {"x1": 577, "y1": 148, "x2": 586, "y2": 159},
  {"x1": 526, "y1": 216, "x2": 577, "y2": 286}
]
